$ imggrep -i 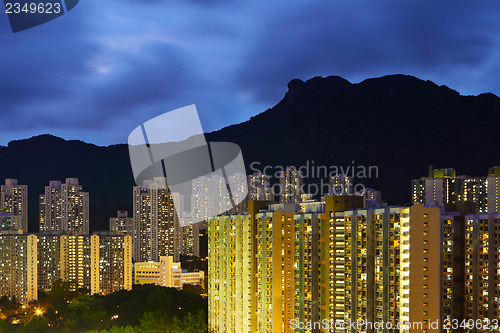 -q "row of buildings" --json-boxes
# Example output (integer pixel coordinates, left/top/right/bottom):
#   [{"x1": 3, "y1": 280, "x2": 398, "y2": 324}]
[
  {"x1": 0, "y1": 228, "x2": 203, "y2": 303},
  {"x1": 0, "y1": 177, "x2": 205, "y2": 262},
  {"x1": 208, "y1": 167, "x2": 500, "y2": 332},
  {"x1": 412, "y1": 166, "x2": 500, "y2": 214},
  {"x1": 0, "y1": 177, "x2": 207, "y2": 303},
  {"x1": 0, "y1": 231, "x2": 132, "y2": 303}
]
